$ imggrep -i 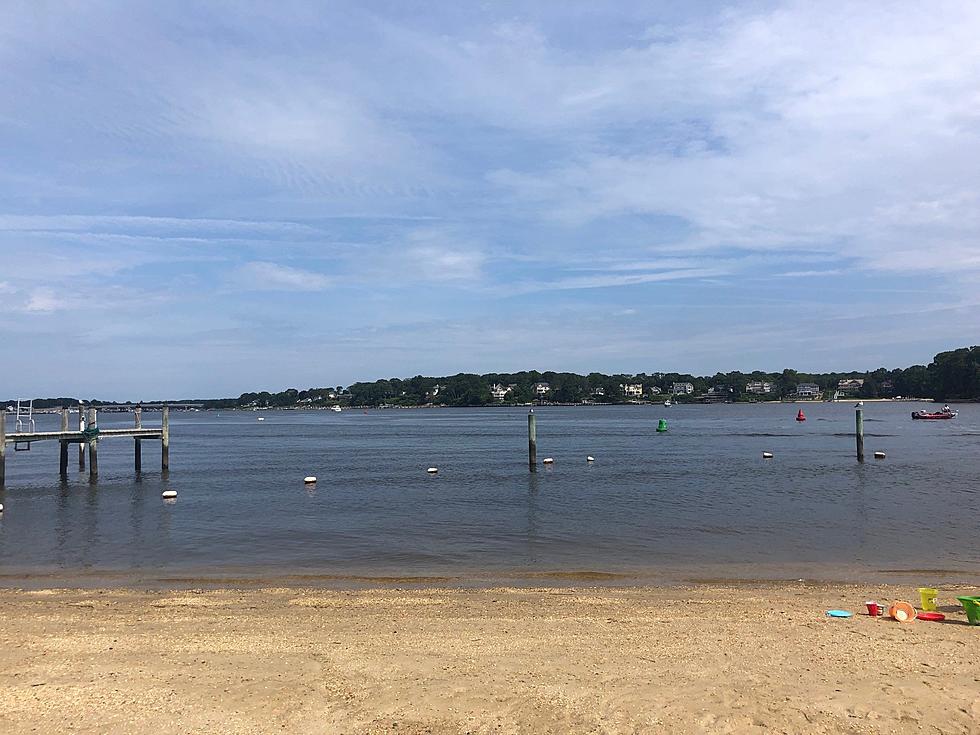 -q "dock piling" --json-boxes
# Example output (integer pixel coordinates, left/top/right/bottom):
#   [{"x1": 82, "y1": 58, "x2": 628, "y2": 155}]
[
  {"x1": 59, "y1": 408, "x2": 69, "y2": 477},
  {"x1": 78, "y1": 404, "x2": 86, "y2": 471},
  {"x1": 855, "y1": 405, "x2": 865, "y2": 462},
  {"x1": 134, "y1": 406, "x2": 142, "y2": 474},
  {"x1": 87, "y1": 408, "x2": 98, "y2": 480},
  {"x1": 0, "y1": 408, "x2": 6, "y2": 487},
  {"x1": 161, "y1": 406, "x2": 170, "y2": 473},
  {"x1": 528, "y1": 409, "x2": 537, "y2": 472}
]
